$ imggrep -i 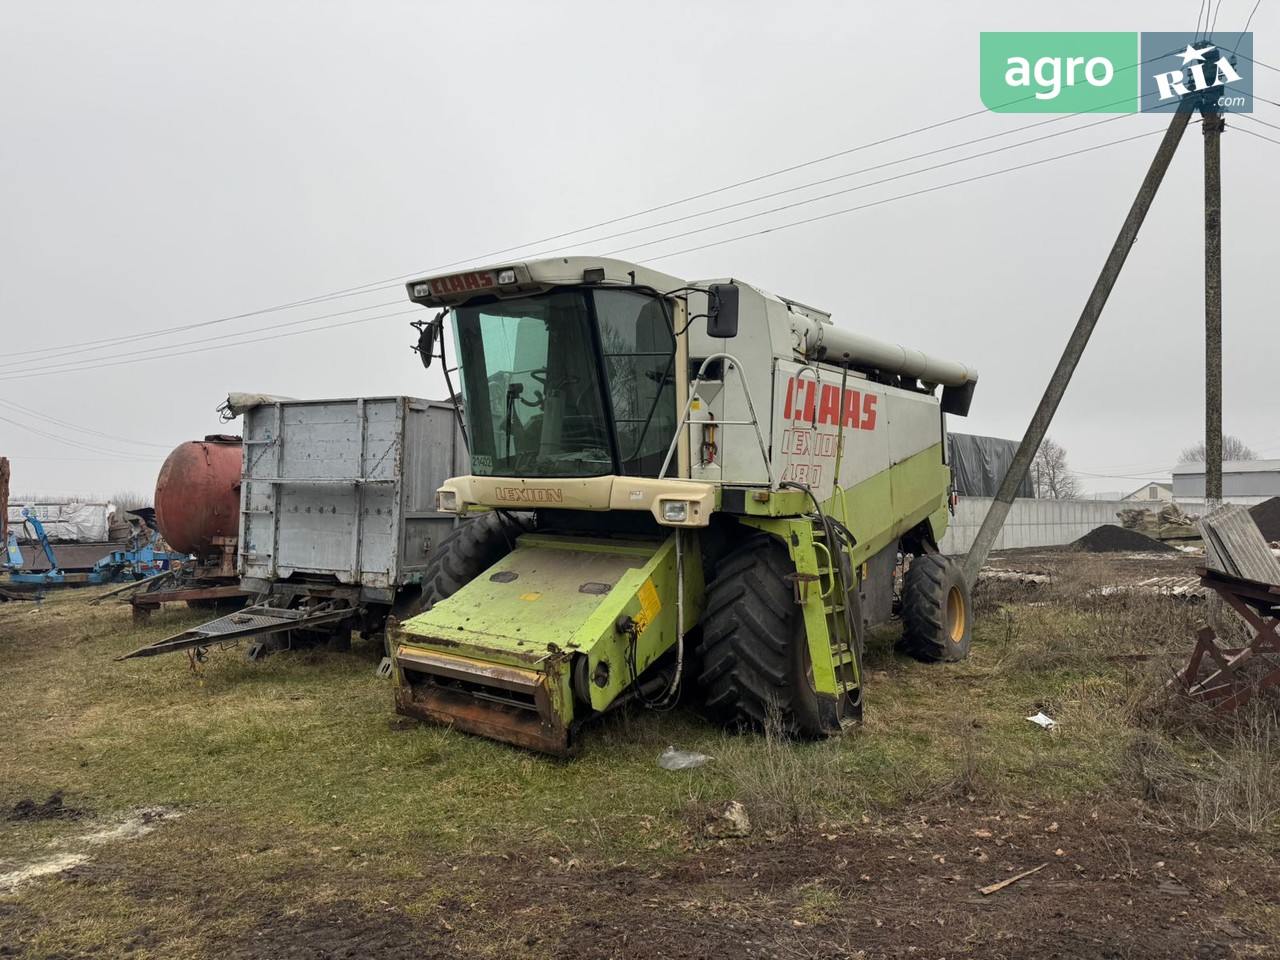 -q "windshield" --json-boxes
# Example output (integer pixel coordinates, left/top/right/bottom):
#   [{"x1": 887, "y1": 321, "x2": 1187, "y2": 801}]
[{"x1": 453, "y1": 288, "x2": 675, "y2": 479}]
